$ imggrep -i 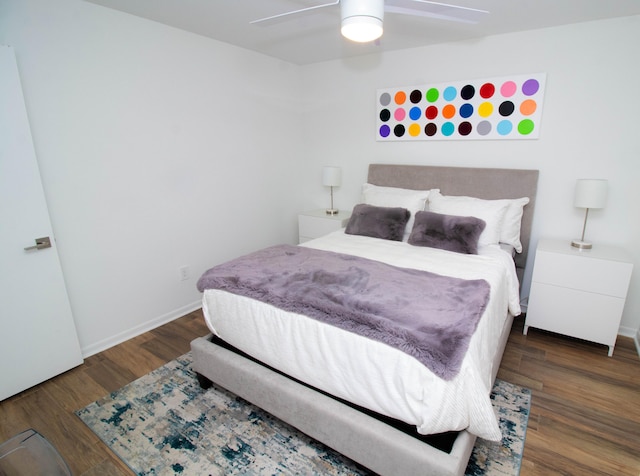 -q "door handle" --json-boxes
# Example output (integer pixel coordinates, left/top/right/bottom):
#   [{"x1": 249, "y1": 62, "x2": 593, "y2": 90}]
[{"x1": 24, "y1": 236, "x2": 51, "y2": 251}]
